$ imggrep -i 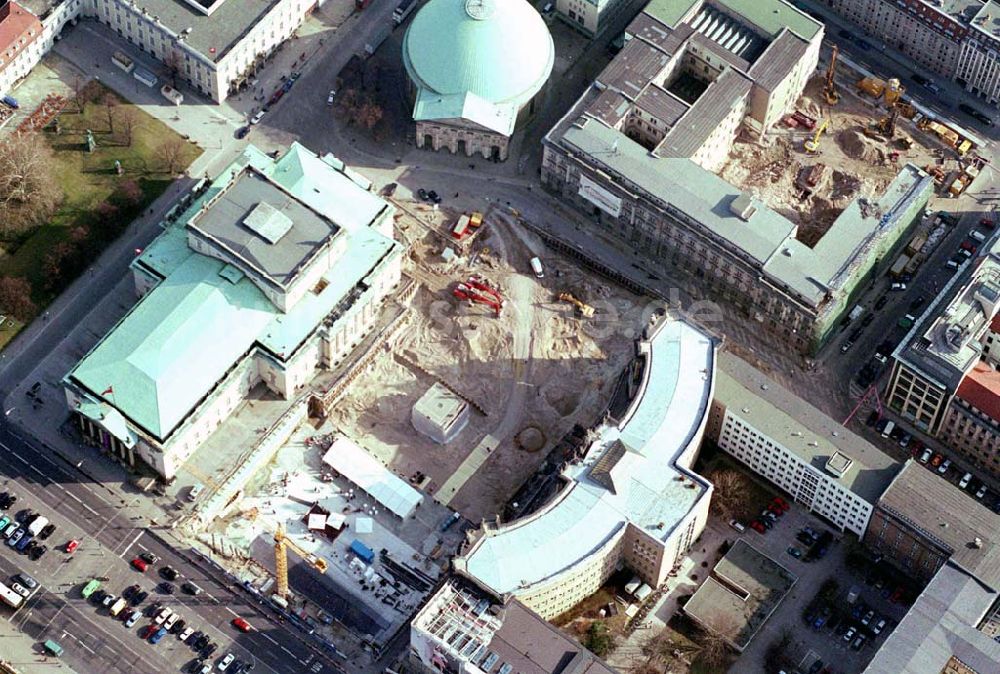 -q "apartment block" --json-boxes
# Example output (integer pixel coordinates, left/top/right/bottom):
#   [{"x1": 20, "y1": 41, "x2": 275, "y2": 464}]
[
  {"x1": 824, "y1": 0, "x2": 1000, "y2": 108},
  {"x1": 410, "y1": 580, "x2": 616, "y2": 674},
  {"x1": 707, "y1": 353, "x2": 898, "y2": 537},
  {"x1": 886, "y1": 232, "x2": 1000, "y2": 481},
  {"x1": 454, "y1": 318, "x2": 716, "y2": 619},
  {"x1": 542, "y1": 0, "x2": 936, "y2": 355},
  {"x1": 556, "y1": 0, "x2": 631, "y2": 37}
]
